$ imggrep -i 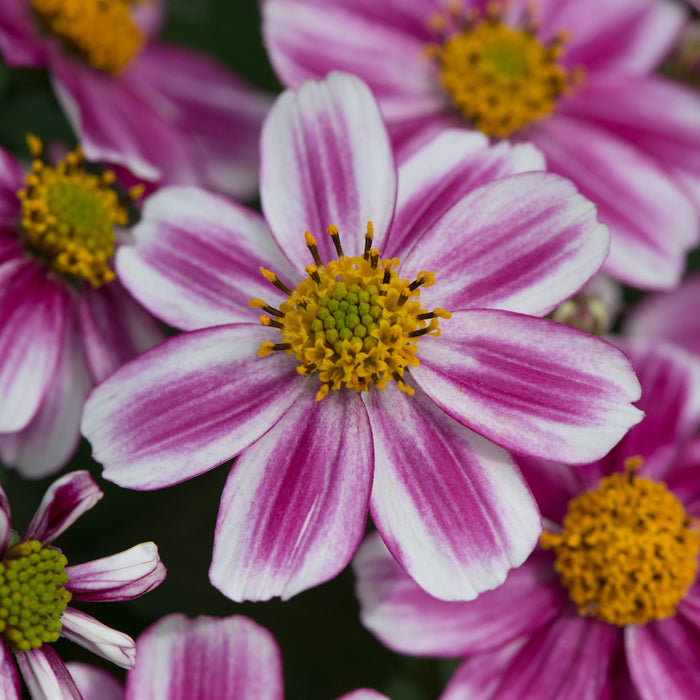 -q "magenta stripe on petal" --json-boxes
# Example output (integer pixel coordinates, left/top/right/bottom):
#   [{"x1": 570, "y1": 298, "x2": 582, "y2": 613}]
[
  {"x1": 82, "y1": 324, "x2": 306, "y2": 490},
  {"x1": 65, "y1": 663, "x2": 124, "y2": 700},
  {"x1": 337, "y1": 691, "x2": 390, "y2": 700},
  {"x1": 15, "y1": 646, "x2": 81, "y2": 700},
  {"x1": 0, "y1": 488, "x2": 11, "y2": 556},
  {"x1": 210, "y1": 384, "x2": 372, "y2": 602},
  {"x1": 125, "y1": 614, "x2": 284, "y2": 700},
  {"x1": 412, "y1": 309, "x2": 642, "y2": 463},
  {"x1": 22, "y1": 471, "x2": 103, "y2": 545},
  {"x1": 0, "y1": 639, "x2": 21, "y2": 700},
  {"x1": 66, "y1": 542, "x2": 166, "y2": 602},
  {"x1": 261, "y1": 71, "x2": 397, "y2": 273},
  {"x1": 366, "y1": 383, "x2": 541, "y2": 601},
  {"x1": 0, "y1": 146, "x2": 24, "y2": 221}
]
